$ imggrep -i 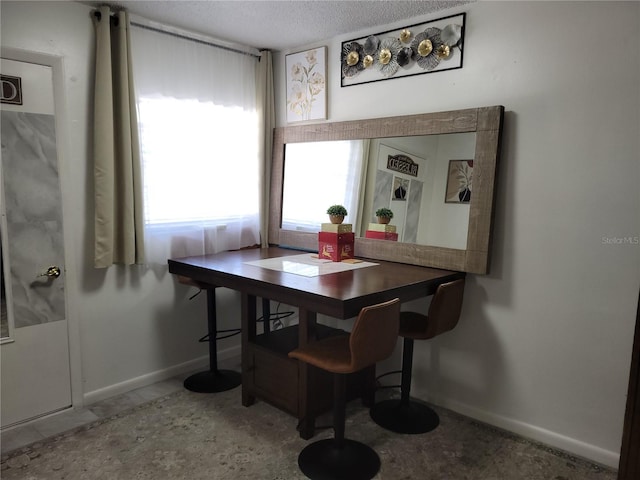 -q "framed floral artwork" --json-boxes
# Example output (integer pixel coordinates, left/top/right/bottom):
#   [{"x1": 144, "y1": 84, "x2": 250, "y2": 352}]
[
  {"x1": 285, "y1": 46, "x2": 327, "y2": 123},
  {"x1": 445, "y1": 160, "x2": 473, "y2": 203}
]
